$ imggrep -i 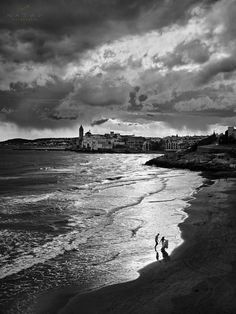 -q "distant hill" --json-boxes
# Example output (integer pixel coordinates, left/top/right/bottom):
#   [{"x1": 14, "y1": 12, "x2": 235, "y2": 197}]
[
  {"x1": 0, "y1": 137, "x2": 77, "y2": 150},
  {"x1": 0, "y1": 137, "x2": 77, "y2": 144},
  {"x1": 0, "y1": 138, "x2": 33, "y2": 144}
]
